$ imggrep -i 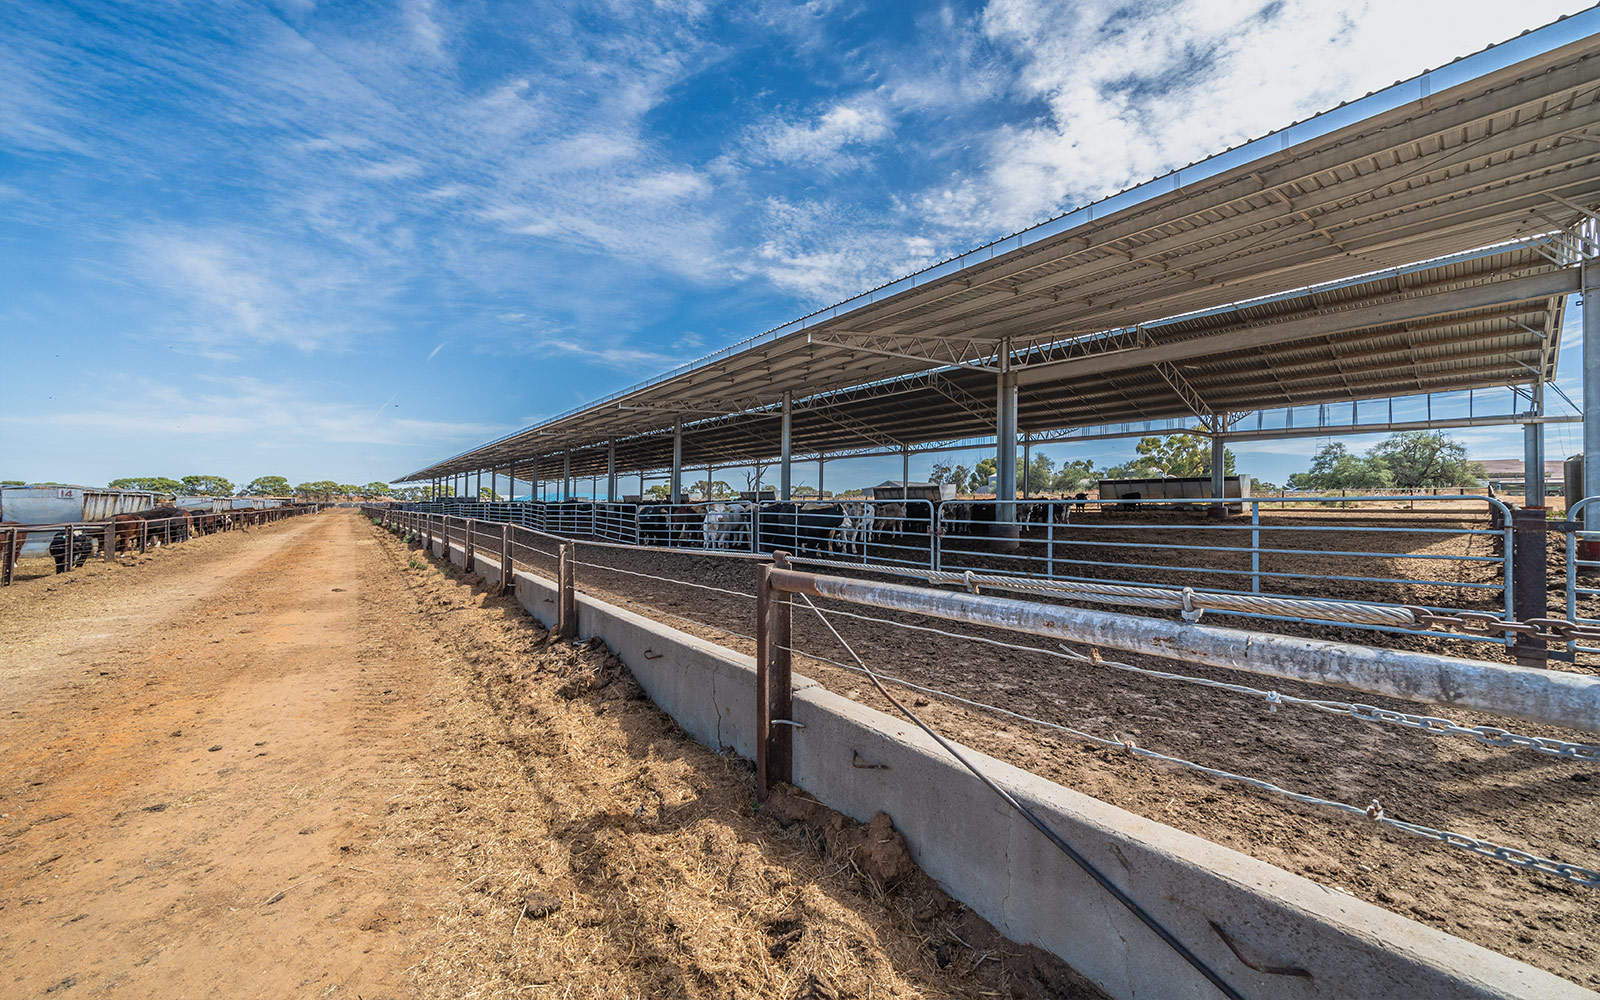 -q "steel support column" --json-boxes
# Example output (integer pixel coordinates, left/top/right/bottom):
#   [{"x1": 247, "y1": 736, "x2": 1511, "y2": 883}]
[
  {"x1": 817, "y1": 459, "x2": 825, "y2": 498},
  {"x1": 995, "y1": 344, "x2": 1019, "y2": 547},
  {"x1": 670, "y1": 419, "x2": 683, "y2": 504},
  {"x1": 607, "y1": 440, "x2": 617, "y2": 502},
  {"x1": 1210, "y1": 424, "x2": 1227, "y2": 518},
  {"x1": 1585, "y1": 258, "x2": 1600, "y2": 525},
  {"x1": 1525, "y1": 382, "x2": 1546, "y2": 508},
  {"x1": 780, "y1": 391, "x2": 792, "y2": 501},
  {"x1": 562, "y1": 452, "x2": 571, "y2": 502}
]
